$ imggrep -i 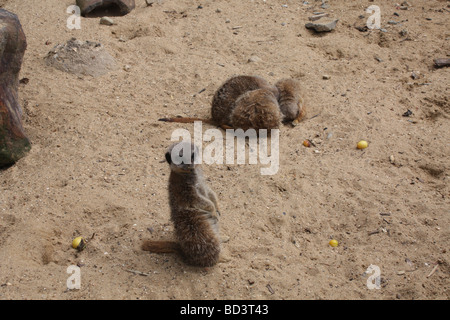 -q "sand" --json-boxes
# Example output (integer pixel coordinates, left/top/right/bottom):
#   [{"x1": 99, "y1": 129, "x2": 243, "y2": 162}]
[{"x1": 0, "y1": 0, "x2": 448, "y2": 300}]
